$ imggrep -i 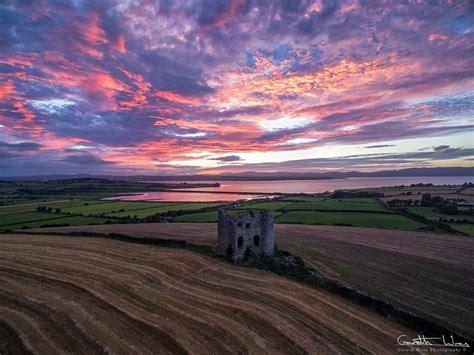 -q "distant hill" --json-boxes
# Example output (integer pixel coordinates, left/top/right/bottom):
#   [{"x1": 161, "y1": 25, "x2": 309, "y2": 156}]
[{"x1": 1, "y1": 167, "x2": 473, "y2": 181}]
